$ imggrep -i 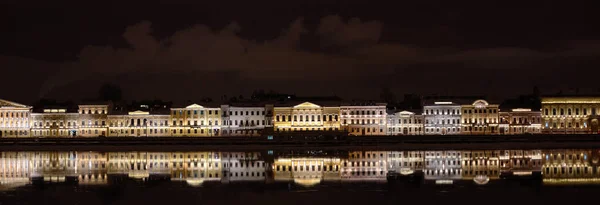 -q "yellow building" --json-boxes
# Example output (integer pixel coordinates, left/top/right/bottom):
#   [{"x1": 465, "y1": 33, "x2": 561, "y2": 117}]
[
  {"x1": 78, "y1": 105, "x2": 109, "y2": 137},
  {"x1": 461, "y1": 100, "x2": 500, "y2": 135},
  {"x1": 31, "y1": 109, "x2": 79, "y2": 137},
  {"x1": 541, "y1": 96, "x2": 600, "y2": 134},
  {"x1": 273, "y1": 102, "x2": 341, "y2": 132},
  {"x1": 108, "y1": 111, "x2": 169, "y2": 137},
  {"x1": 499, "y1": 108, "x2": 542, "y2": 135},
  {"x1": 0, "y1": 99, "x2": 32, "y2": 138},
  {"x1": 170, "y1": 104, "x2": 222, "y2": 137}
]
